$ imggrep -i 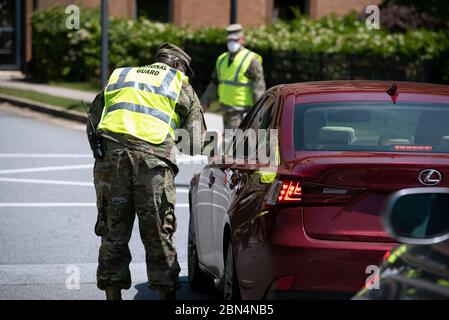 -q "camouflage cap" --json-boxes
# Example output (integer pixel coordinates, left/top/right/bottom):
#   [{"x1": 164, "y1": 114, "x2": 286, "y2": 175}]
[
  {"x1": 226, "y1": 24, "x2": 244, "y2": 40},
  {"x1": 156, "y1": 42, "x2": 192, "y2": 66}
]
